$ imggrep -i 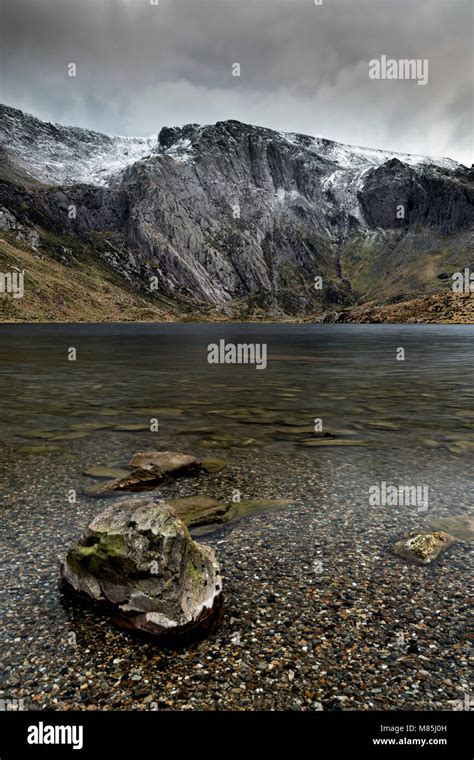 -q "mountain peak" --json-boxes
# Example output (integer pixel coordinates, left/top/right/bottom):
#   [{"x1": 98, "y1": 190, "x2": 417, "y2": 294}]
[
  {"x1": 0, "y1": 103, "x2": 472, "y2": 316},
  {"x1": 0, "y1": 104, "x2": 463, "y2": 188}
]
